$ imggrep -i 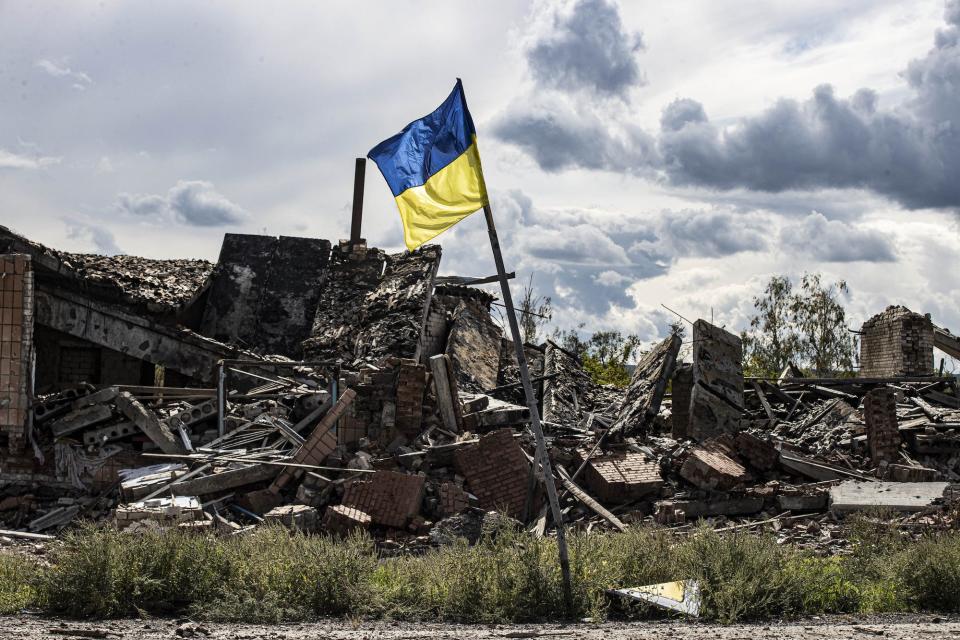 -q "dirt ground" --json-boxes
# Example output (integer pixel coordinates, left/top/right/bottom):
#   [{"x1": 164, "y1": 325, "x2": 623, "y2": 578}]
[{"x1": 2, "y1": 614, "x2": 959, "y2": 639}]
